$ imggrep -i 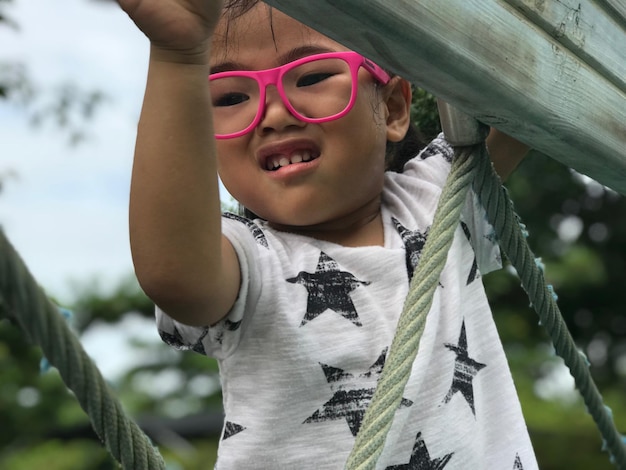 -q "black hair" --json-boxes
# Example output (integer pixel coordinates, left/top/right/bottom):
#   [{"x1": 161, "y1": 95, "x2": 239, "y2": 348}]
[
  {"x1": 223, "y1": 0, "x2": 261, "y2": 18},
  {"x1": 385, "y1": 122, "x2": 427, "y2": 173}
]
